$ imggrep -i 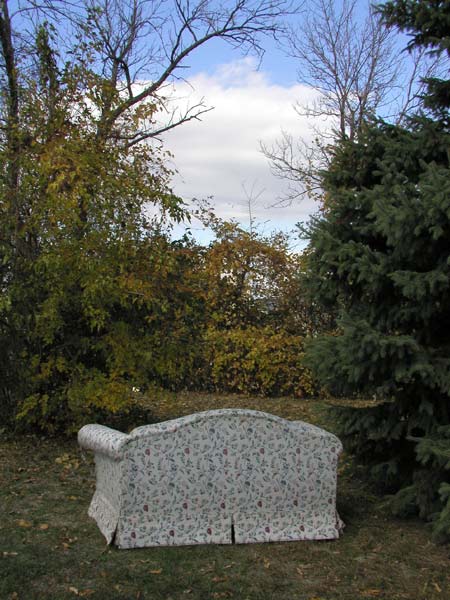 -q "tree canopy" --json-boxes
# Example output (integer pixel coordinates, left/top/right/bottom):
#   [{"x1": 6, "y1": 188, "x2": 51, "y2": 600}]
[{"x1": 0, "y1": 0, "x2": 299, "y2": 431}]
